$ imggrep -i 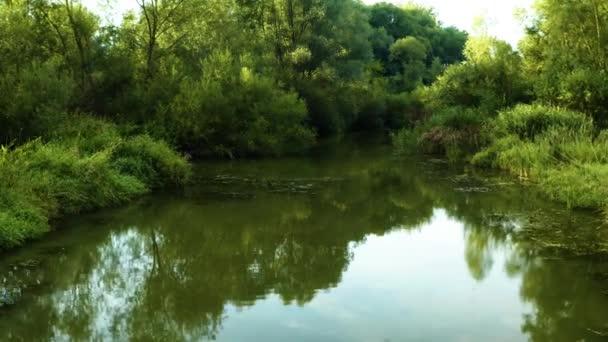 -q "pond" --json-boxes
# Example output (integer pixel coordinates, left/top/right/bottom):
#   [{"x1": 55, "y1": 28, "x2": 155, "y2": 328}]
[{"x1": 1, "y1": 138, "x2": 608, "y2": 341}]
